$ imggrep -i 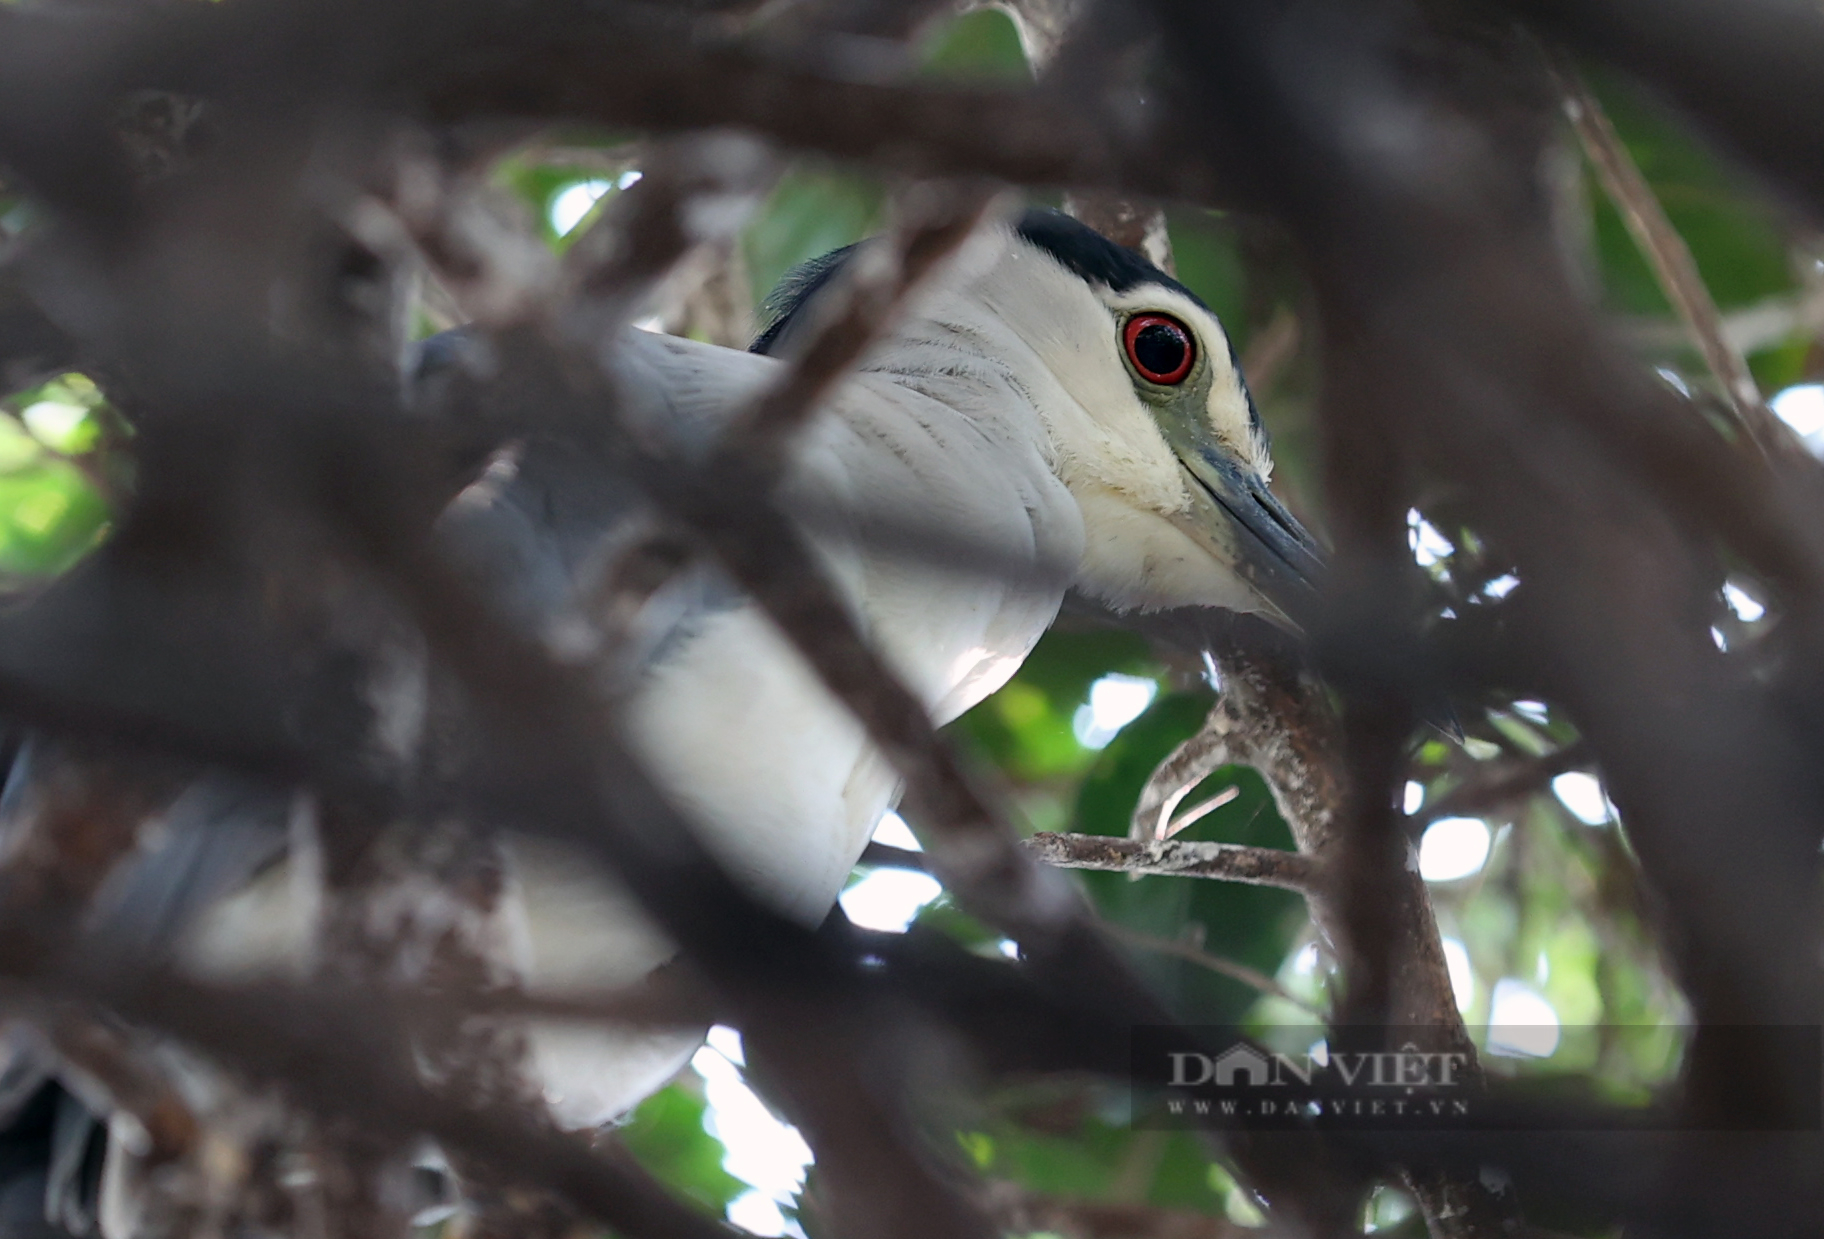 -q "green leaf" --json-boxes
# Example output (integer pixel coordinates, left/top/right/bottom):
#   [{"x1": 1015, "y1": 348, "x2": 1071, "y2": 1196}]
[
  {"x1": 744, "y1": 166, "x2": 885, "y2": 311},
  {"x1": 910, "y1": 895, "x2": 1001, "y2": 951},
  {"x1": 1750, "y1": 335, "x2": 1813, "y2": 393},
  {"x1": 949, "y1": 628, "x2": 1155, "y2": 781},
  {"x1": 917, "y1": 8, "x2": 1032, "y2": 83},
  {"x1": 491, "y1": 142, "x2": 639, "y2": 249},
  {"x1": 971, "y1": 1104, "x2": 1230, "y2": 1218},
  {"x1": 0, "y1": 417, "x2": 41, "y2": 473},
  {"x1": 21, "y1": 399, "x2": 100, "y2": 454},
  {"x1": 1586, "y1": 73, "x2": 1797, "y2": 316},
  {"x1": 1165, "y1": 211, "x2": 1250, "y2": 351},
  {"x1": 0, "y1": 373, "x2": 119, "y2": 579},
  {"x1": 0, "y1": 460, "x2": 109, "y2": 576},
  {"x1": 617, "y1": 1082, "x2": 746, "y2": 1213}
]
